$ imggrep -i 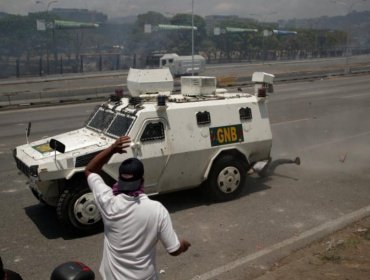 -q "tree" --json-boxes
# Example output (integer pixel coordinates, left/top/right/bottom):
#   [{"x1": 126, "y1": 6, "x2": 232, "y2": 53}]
[
  {"x1": 136, "y1": 11, "x2": 170, "y2": 29},
  {"x1": 211, "y1": 18, "x2": 260, "y2": 61},
  {"x1": 169, "y1": 13, "x2": 207, "y2": 54},
  {"x1": 0, "y1": 13, "x2": 49, "y2": 58},
  {"x1": 127, "y1": 11, "x2": 170, "y2": 56}
]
